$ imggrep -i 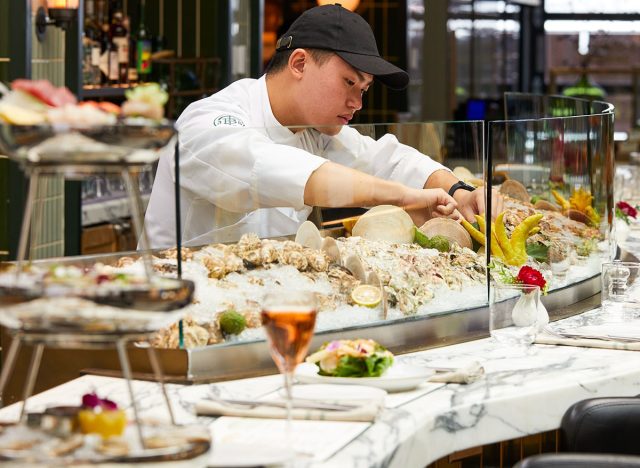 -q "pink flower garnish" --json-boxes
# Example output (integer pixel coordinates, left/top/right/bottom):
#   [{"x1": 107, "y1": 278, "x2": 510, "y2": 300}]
[
  {"x1": 81, "y1": 392, "x2": 119, "y2": 411},
  {"x1": 82, "y1": 392, "x2": 101, "y2": 409},
  {"x1": 326, "y1": 341, "x2": 340, "y2": 351}
]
